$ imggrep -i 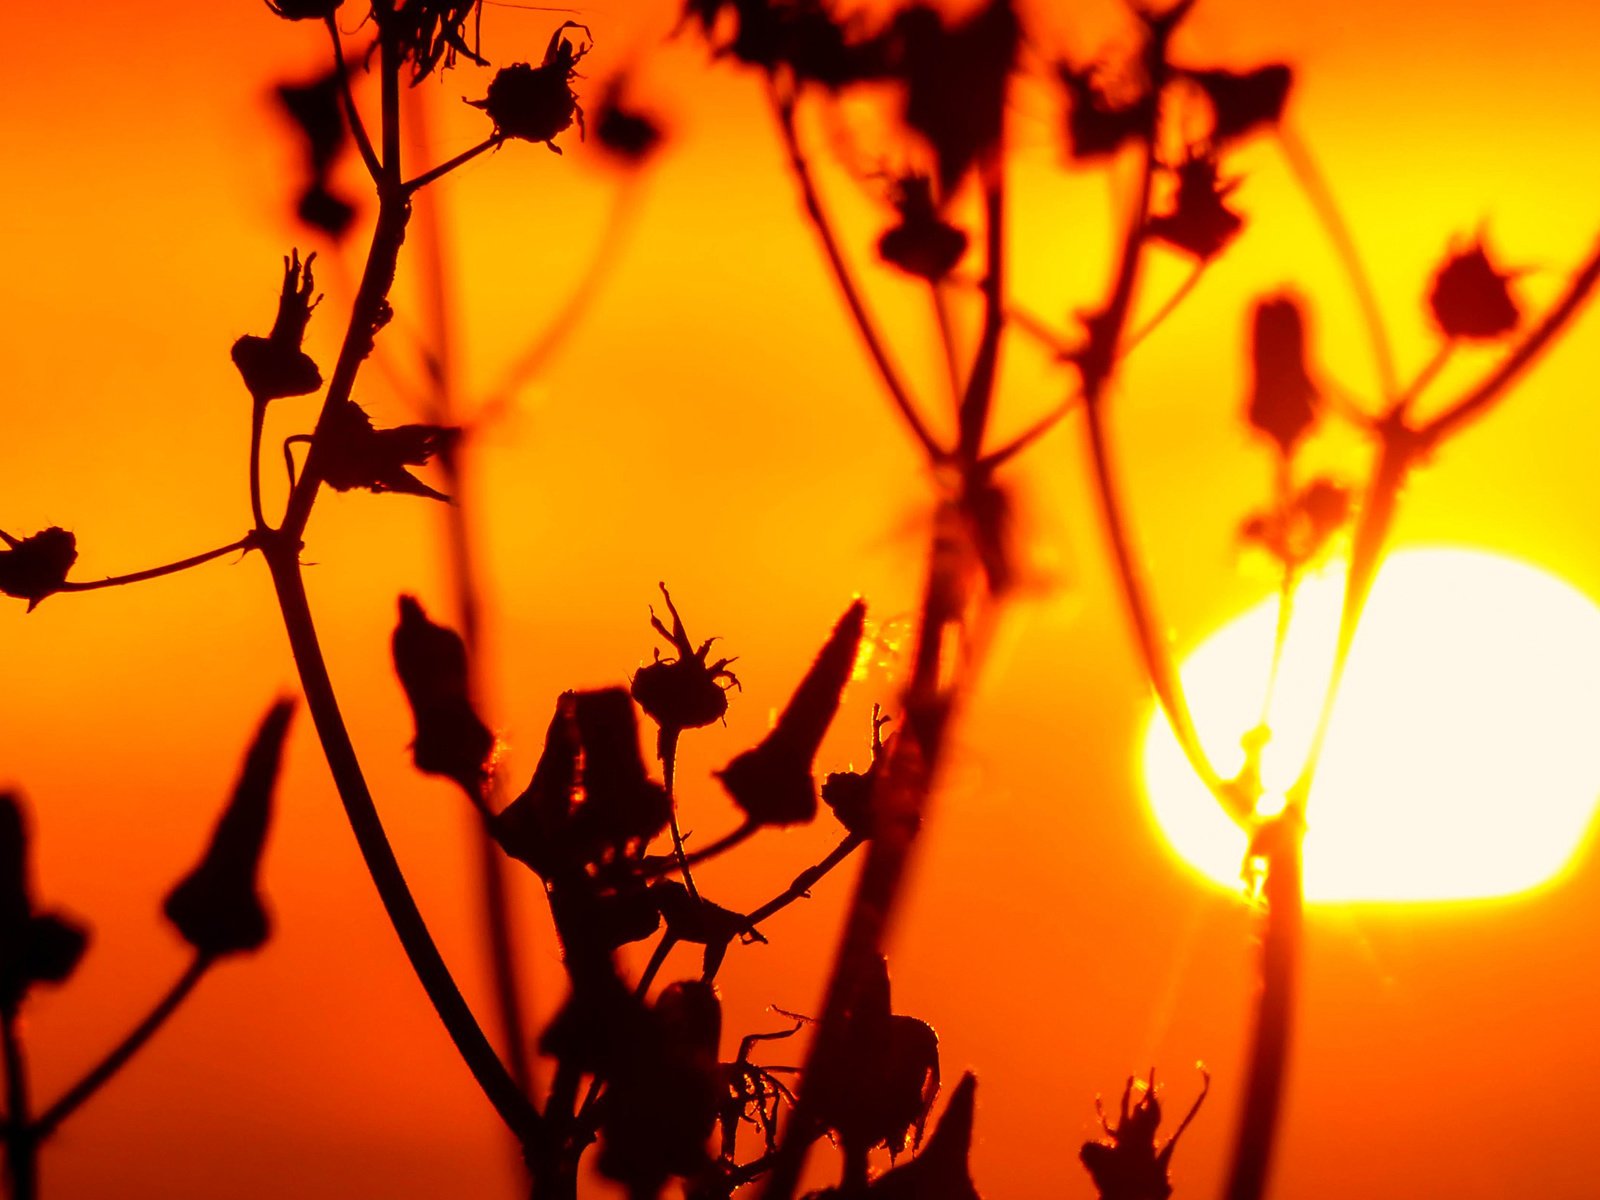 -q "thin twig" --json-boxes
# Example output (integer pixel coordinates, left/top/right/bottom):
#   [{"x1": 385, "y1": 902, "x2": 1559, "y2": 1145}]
[
  {"x1": 767, "y1": 76, "x2": 945, "y2": 463},
  {"x1": 57, "y1": 537, "x2": 256, "y2": 593},
  {"x1": 33, "y1": 956, "x2": 212, "y2": 1140},
  {"x1": 404, "y1": 137, "x2": 502, "y2": 196},
  {"x1": 744, "y1": 832, "x2": 864, "y2": 932},
  {"x1": 1276, "y1": 125, "x2": 1399, "y2": 401},
  {"x1": 957, "y1": 163, "x2": 1007, "y2": 463},
  {"x1": 325, "y1": 15, "x2": 382, "y2": 183},
  {"x1": 249, "y1": 398, "x2": 270, "y2": 532},
  {"x1": 1, "y1": 1010, "x2": 36, "y2": 1200}
]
